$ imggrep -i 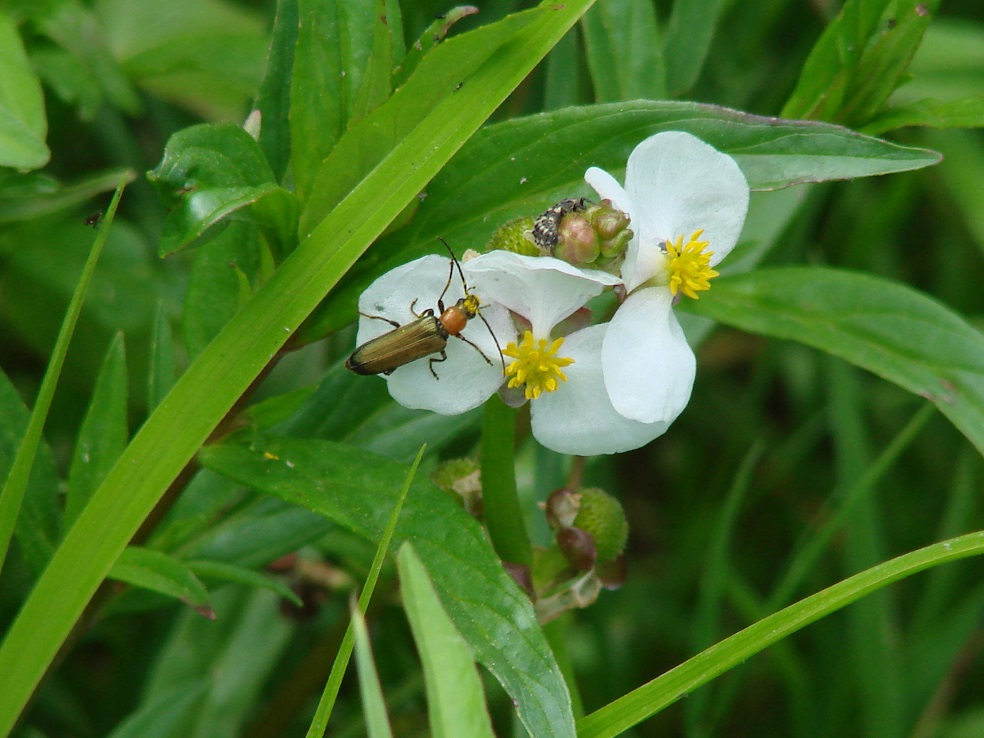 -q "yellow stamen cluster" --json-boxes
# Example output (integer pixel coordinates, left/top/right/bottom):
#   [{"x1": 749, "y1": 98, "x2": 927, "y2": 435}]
[
  {"x1": 502, "y1": 330, "x2": 574, "y2": 400},
  {"x1": 665, "y1": 229, "x2": 718, "y2": 299}
]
